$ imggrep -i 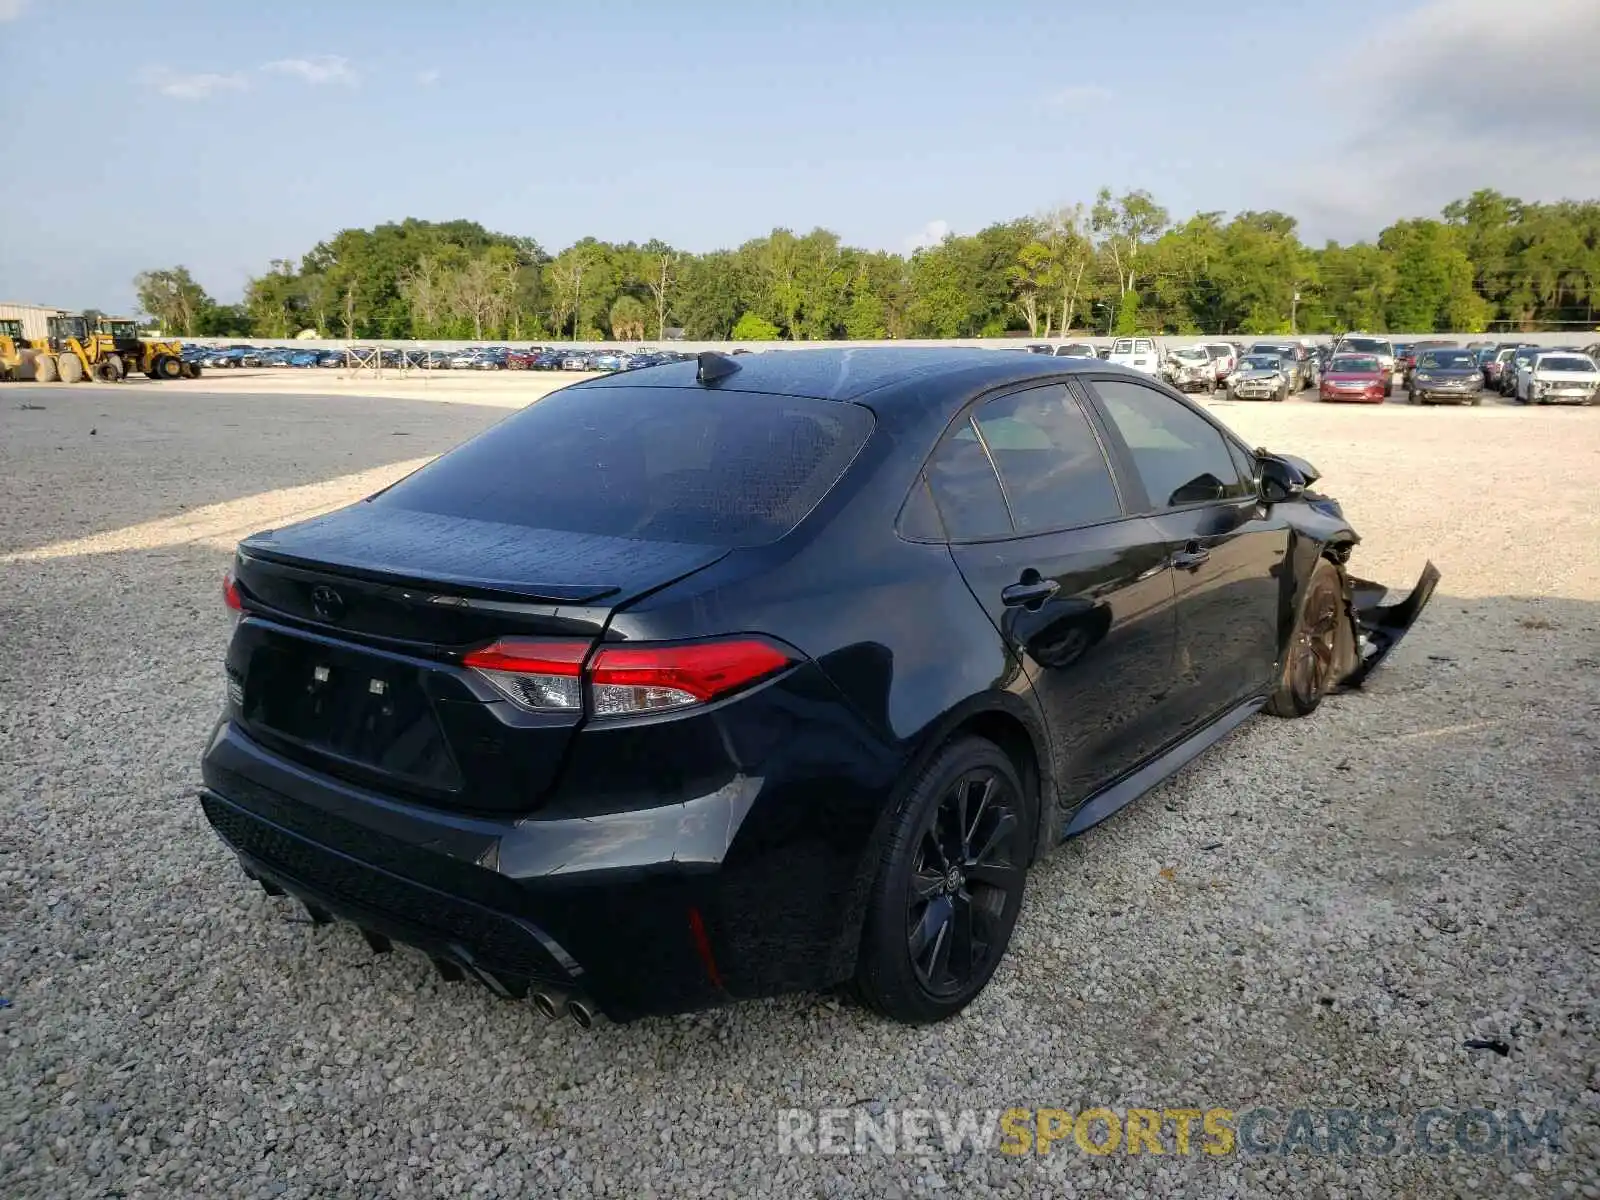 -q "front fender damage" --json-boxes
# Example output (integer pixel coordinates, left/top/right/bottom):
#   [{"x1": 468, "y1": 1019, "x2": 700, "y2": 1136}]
[{"x1": 1340, "y1": 560, "x2": 1441, "y2": 688}]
